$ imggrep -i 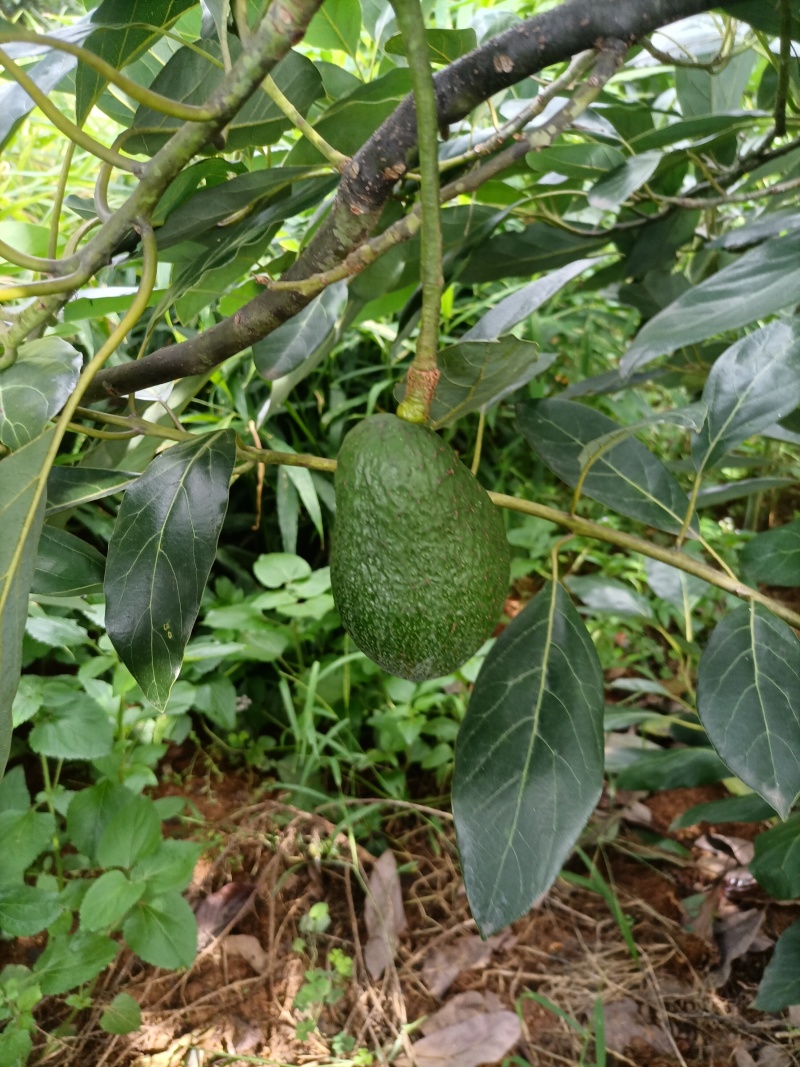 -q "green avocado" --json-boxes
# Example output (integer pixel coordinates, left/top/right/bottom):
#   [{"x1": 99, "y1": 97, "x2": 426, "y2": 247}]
[{"x1": 330, "y1": 414, "x2": 510, "y2": 681}]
